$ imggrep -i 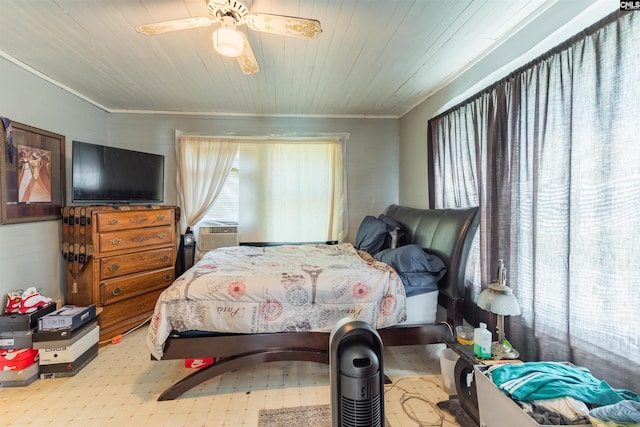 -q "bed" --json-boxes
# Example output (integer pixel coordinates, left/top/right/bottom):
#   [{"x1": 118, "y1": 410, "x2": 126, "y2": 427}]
[{"x1": 147, "y1": 204, "x2": 479, "y2": 400}]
